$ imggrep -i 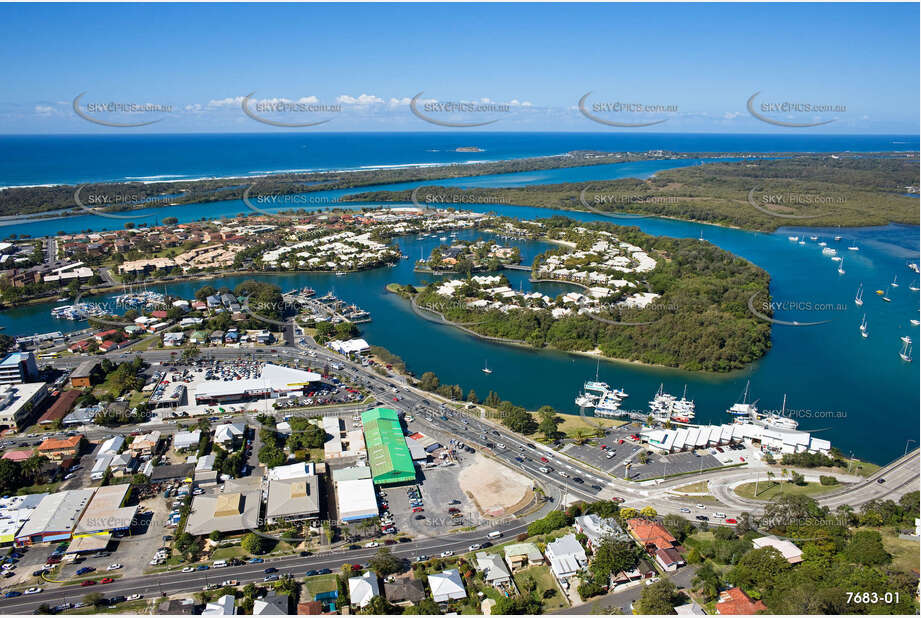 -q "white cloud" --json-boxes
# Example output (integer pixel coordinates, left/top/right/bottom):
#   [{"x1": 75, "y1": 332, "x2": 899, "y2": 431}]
[
  {"x1": 207, "y1": 96, "x2": 245, "y2": 108},
  {"x1": 34, "y1": 105, "x2": 55, "y2": 115},
  {"x1": 336, "y1": 93, "x2": 385, "y2": 105}
]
